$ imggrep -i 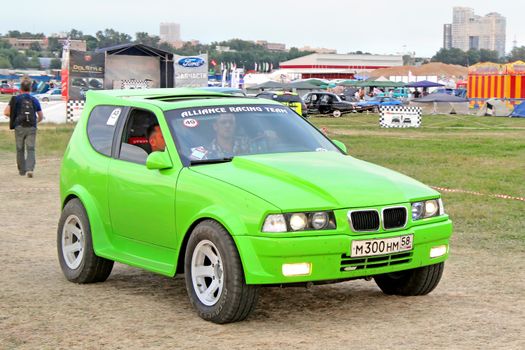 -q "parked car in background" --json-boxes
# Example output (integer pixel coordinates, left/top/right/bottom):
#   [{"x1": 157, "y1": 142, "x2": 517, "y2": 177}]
[
  {"x1": 356, "y1": 96, "x2": 403, "y2": 112},
  {"x1": 0, "y1": 83, "x2": 20, "y2": 95},
  {"x1": 35, "y1": 88, "x2": 62, "y2": 102},
  {"x1": 392, "y1": 87, "x2": 411, "y2": 99},
  {"x1": 303, "y1": 92, "x2": 359, "y2": 117},
  {"x1": 256, "y1": 91, "x2": 307, "y2": 117}
]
